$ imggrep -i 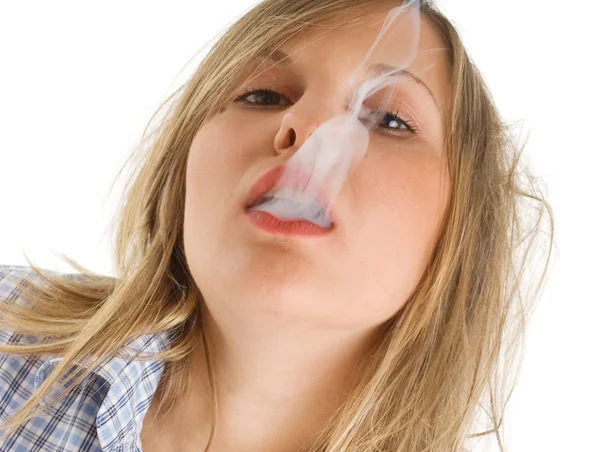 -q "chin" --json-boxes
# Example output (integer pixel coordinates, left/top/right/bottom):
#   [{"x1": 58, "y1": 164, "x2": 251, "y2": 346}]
[{"x1": 209, "y1": 264, "x2": 344, "y2": 325}]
